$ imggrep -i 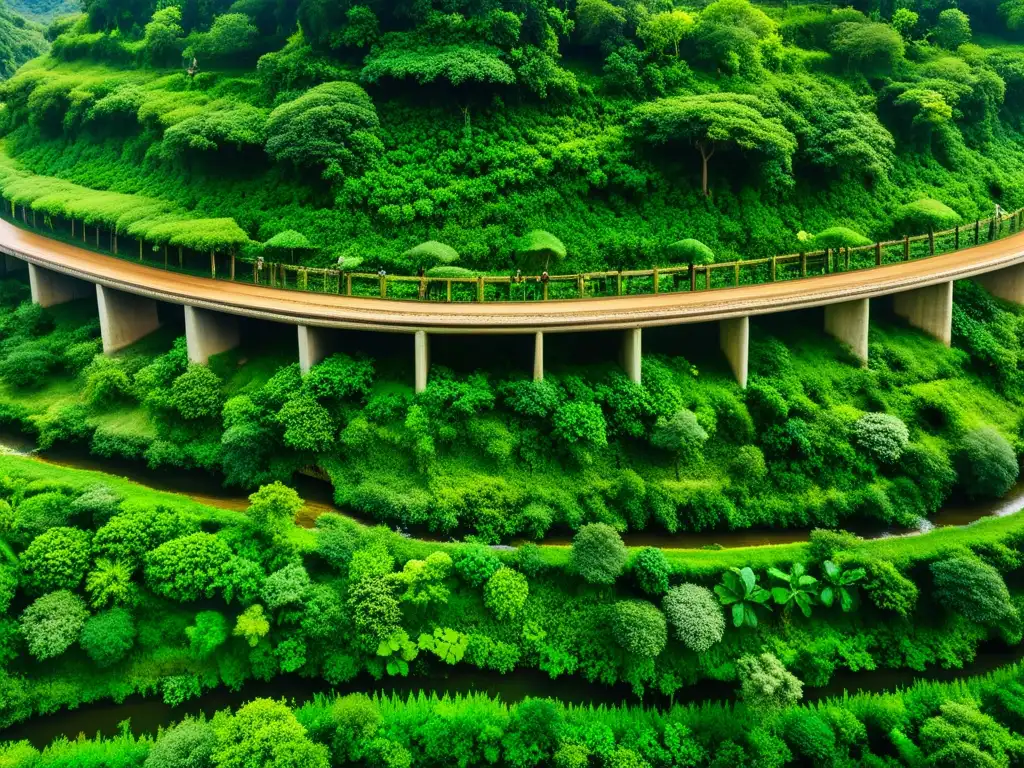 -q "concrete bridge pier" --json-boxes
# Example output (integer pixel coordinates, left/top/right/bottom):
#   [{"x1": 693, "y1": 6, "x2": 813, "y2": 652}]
[
  {"x1": 824, "y1": 298, "x2": 869, "y2": 365},
  {"x1": 720, "y1": 316, "x2": 749, "y2": 388},
  {"x1": 414, "y1": 330, "x2": 430, "y2": 393},
  {"x1": 185, "y1": 305, "x2": 239, "y2": 364},
  {"x1": 298, "y1": 325, "x2": 332, "y2": 374},
  {"x1": 893, "y1": 281, "x2": 953, "y2": 347},
  {"x1": 533, "y1": 332, "x2": 544, "y2": 382},
  {"x1": 622, "y1": 328, "x2": 642, "y2": 383},
  {"x1": 29, "y1": 263, "x2": 92, "y2": 308},
  {"x1": 975, "y1": 262, "x2": 1024, "y2": 305},
  {"x1": 96, "y1": 285, "x2": 161, "y2": 354}
]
